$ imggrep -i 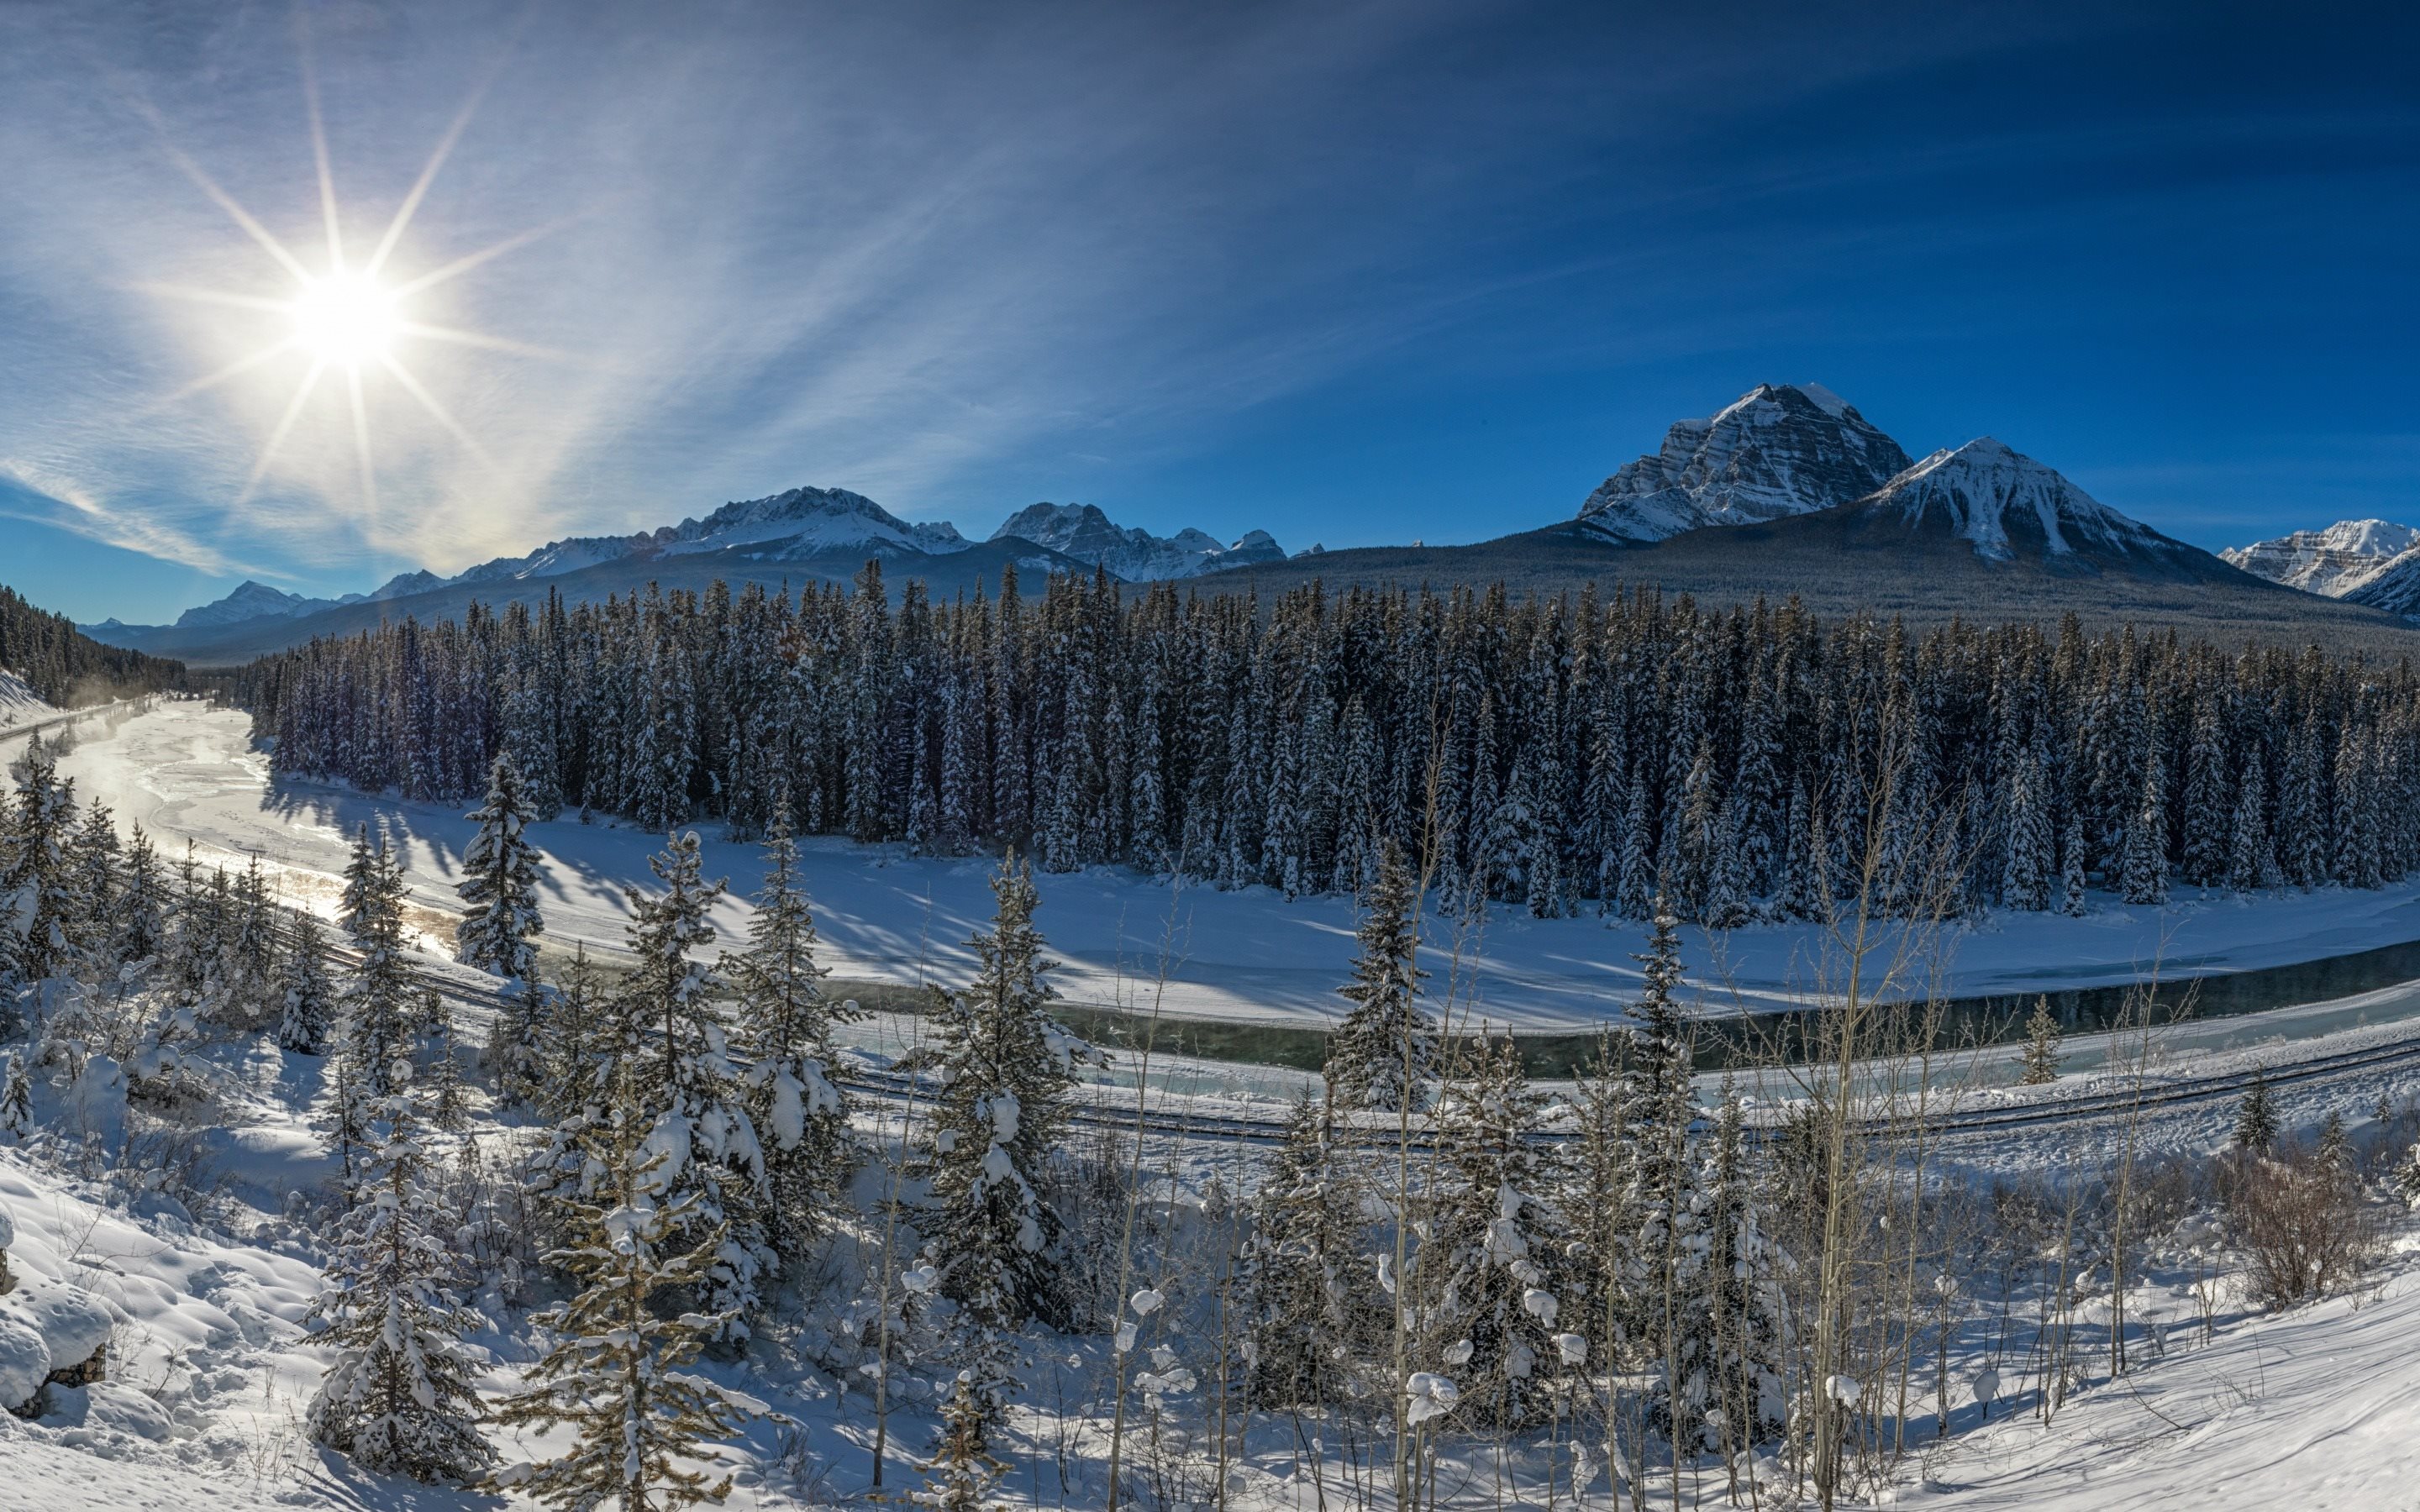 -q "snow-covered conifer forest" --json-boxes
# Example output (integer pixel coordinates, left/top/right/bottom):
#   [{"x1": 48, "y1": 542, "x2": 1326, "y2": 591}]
[
  {"x1": 236, "y1": 569, "x2": 2420, "y2": 928},
  {"x1": 12, "y1": 575, "x2": 2420, "y2": 1511}
]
